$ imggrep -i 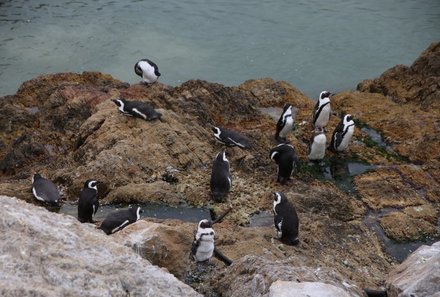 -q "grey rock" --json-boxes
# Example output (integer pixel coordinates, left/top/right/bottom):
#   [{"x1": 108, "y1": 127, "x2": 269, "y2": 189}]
[
  {"x1": 387, "y1": 241, "x2": 440, "y2": 297},
  {"x1": 0, "y1": 196, "x2": 201, "y2": 297},
  {"x1": 268, "y1": 280, "x2": 351, "y2": 297}
]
